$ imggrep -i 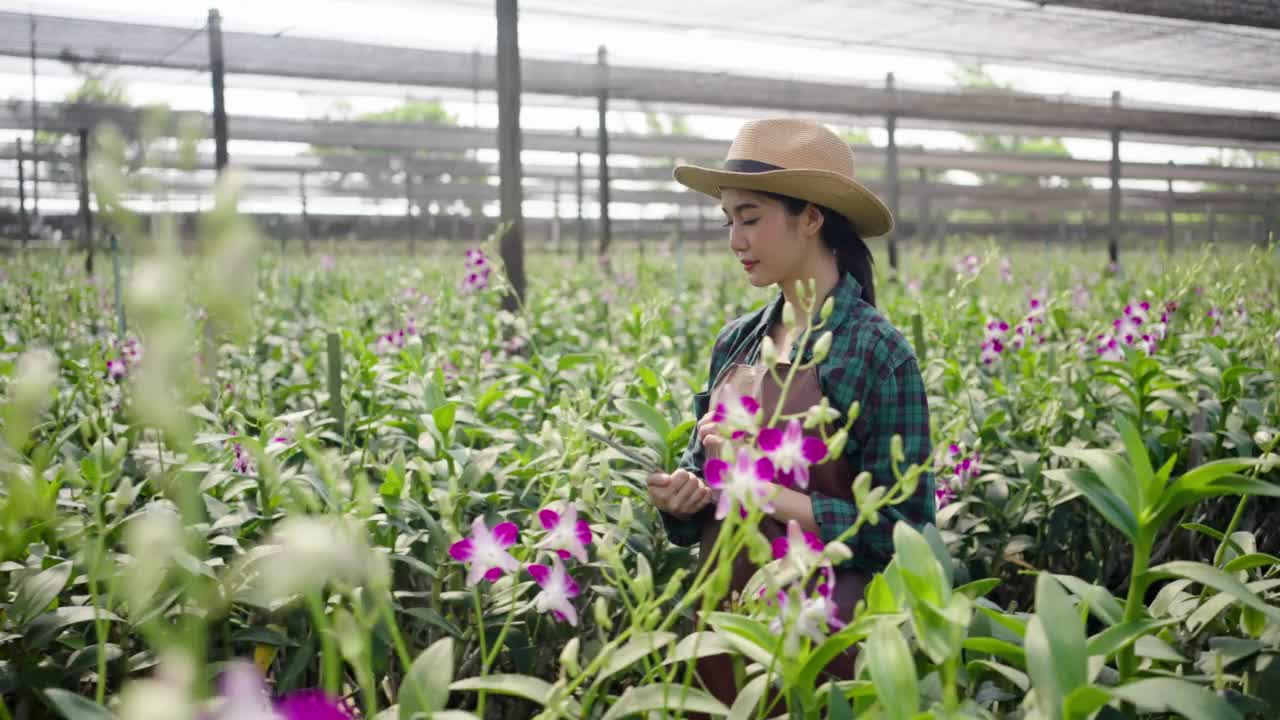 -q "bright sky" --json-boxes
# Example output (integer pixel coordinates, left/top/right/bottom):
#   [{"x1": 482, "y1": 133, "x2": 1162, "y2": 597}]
[{"x1": 4, "y1": 0, "x2": 1279, "y2": 217}]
